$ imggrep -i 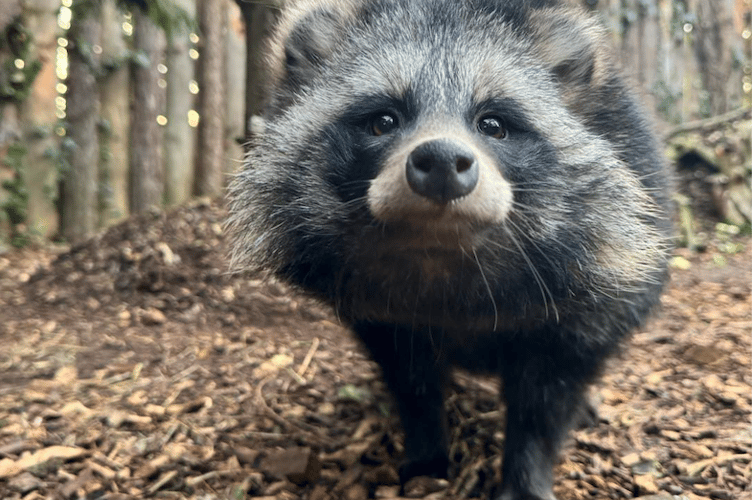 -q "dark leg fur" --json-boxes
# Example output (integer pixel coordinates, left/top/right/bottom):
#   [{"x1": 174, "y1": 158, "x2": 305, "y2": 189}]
[
  {"x1": 357, "y1": 322, "x2": 608, "y2": 500},
  {"x1": 354, "y1": 322, "x2": 451, "y2": 482},
  {"x1": 496, "y1": 337, "x2": 599, "y2": 500}
]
